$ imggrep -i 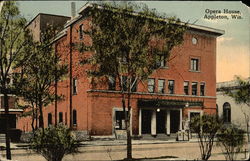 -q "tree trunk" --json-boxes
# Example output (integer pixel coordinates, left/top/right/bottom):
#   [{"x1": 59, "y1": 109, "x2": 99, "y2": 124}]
[
  {"x1": 38, "y1": 99, "x2": 44, "y2": 130},
  {"x1": 3, "y1": 89, "x2": 11, "y2": 160}
]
